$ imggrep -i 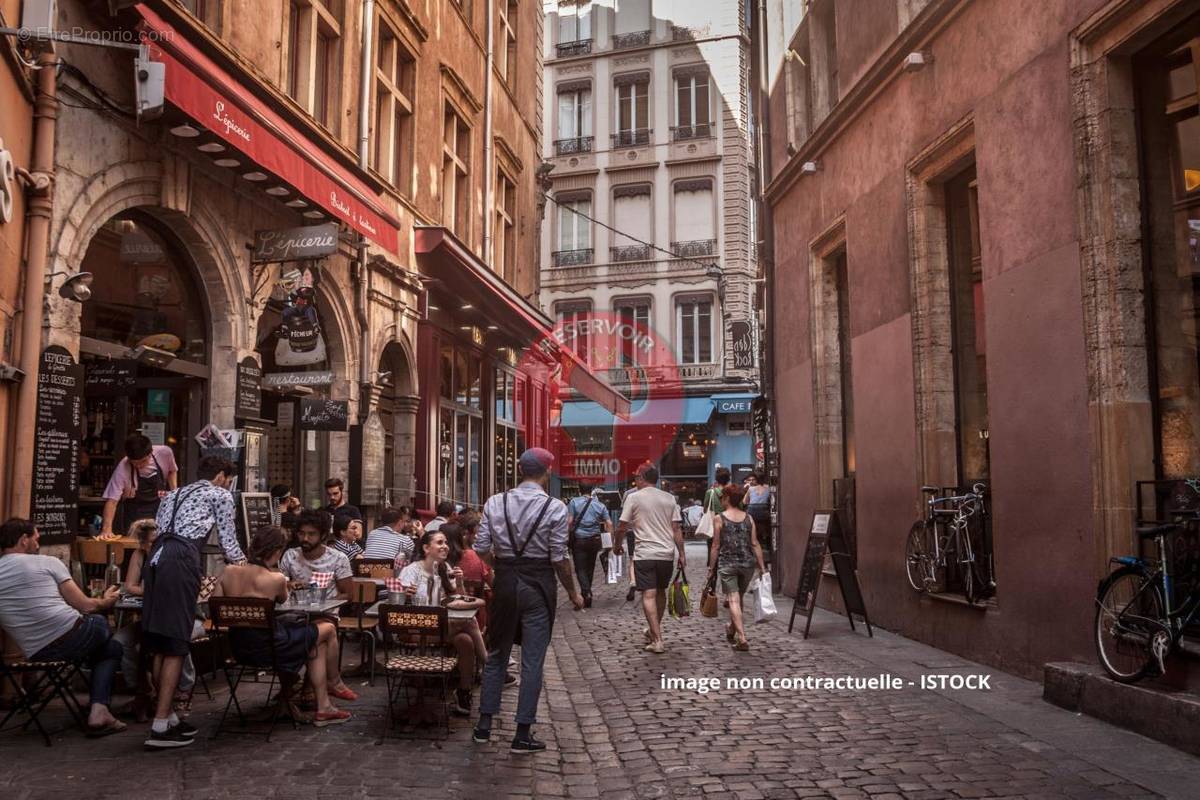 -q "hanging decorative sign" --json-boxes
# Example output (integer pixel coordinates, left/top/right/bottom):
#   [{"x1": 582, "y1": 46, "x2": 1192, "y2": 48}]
[
  {"x1": 730, "y1": 320, "x2": 754, "y2": 370},
  {"x1": 251, "y1": 223, "x2": 339, "y2": 263},
  {"x1": 299, "y1": 398, "x2": 349, "y2": 431},
  {"x1": 275, "y1": 283, "x2": 328, "y2": 367},
  {"x1": 262, "y1": 370, "x2": 334, "y2": 388}
]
